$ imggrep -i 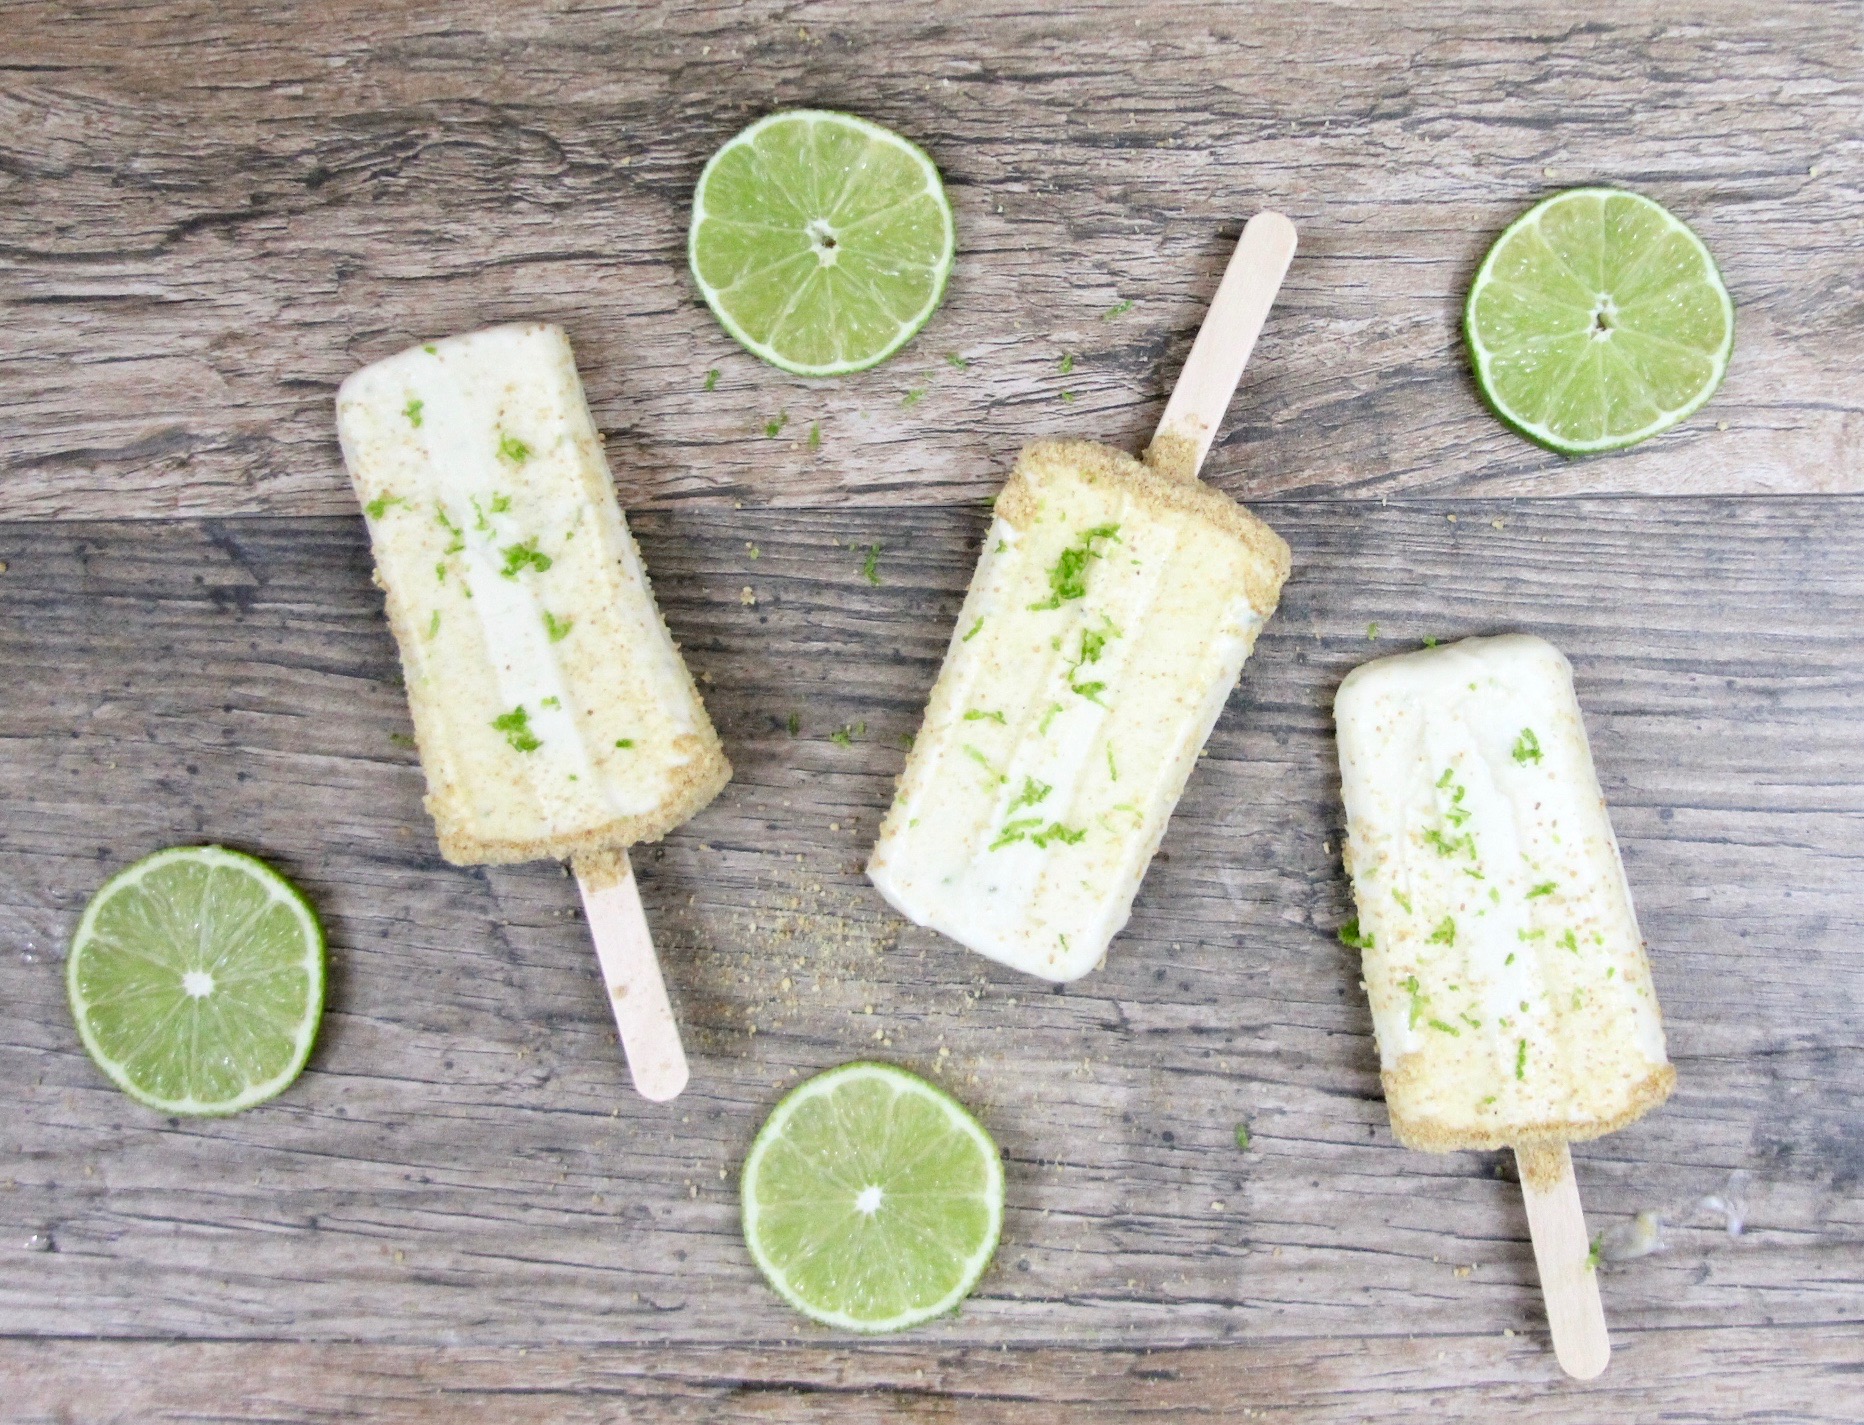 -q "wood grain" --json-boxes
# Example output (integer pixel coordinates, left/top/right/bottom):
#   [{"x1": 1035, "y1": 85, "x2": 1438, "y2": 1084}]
[
  {"x1": 2, "y1": 501, "x2": 1859, "y2": 1411},
  {"x1": 7, "y1": 1327, "x2": 1863, "y2": 1423},
  {"x1": 2, "y1": 0, "x2": 1859, "y2": 520}
]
